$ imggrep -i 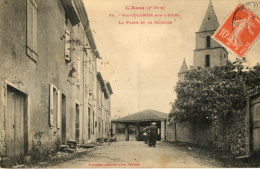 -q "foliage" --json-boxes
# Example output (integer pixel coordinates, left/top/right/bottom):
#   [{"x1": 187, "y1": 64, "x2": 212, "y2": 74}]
[{"x1": 171, "y1": 60, "x2": 260, "y2": 126}]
